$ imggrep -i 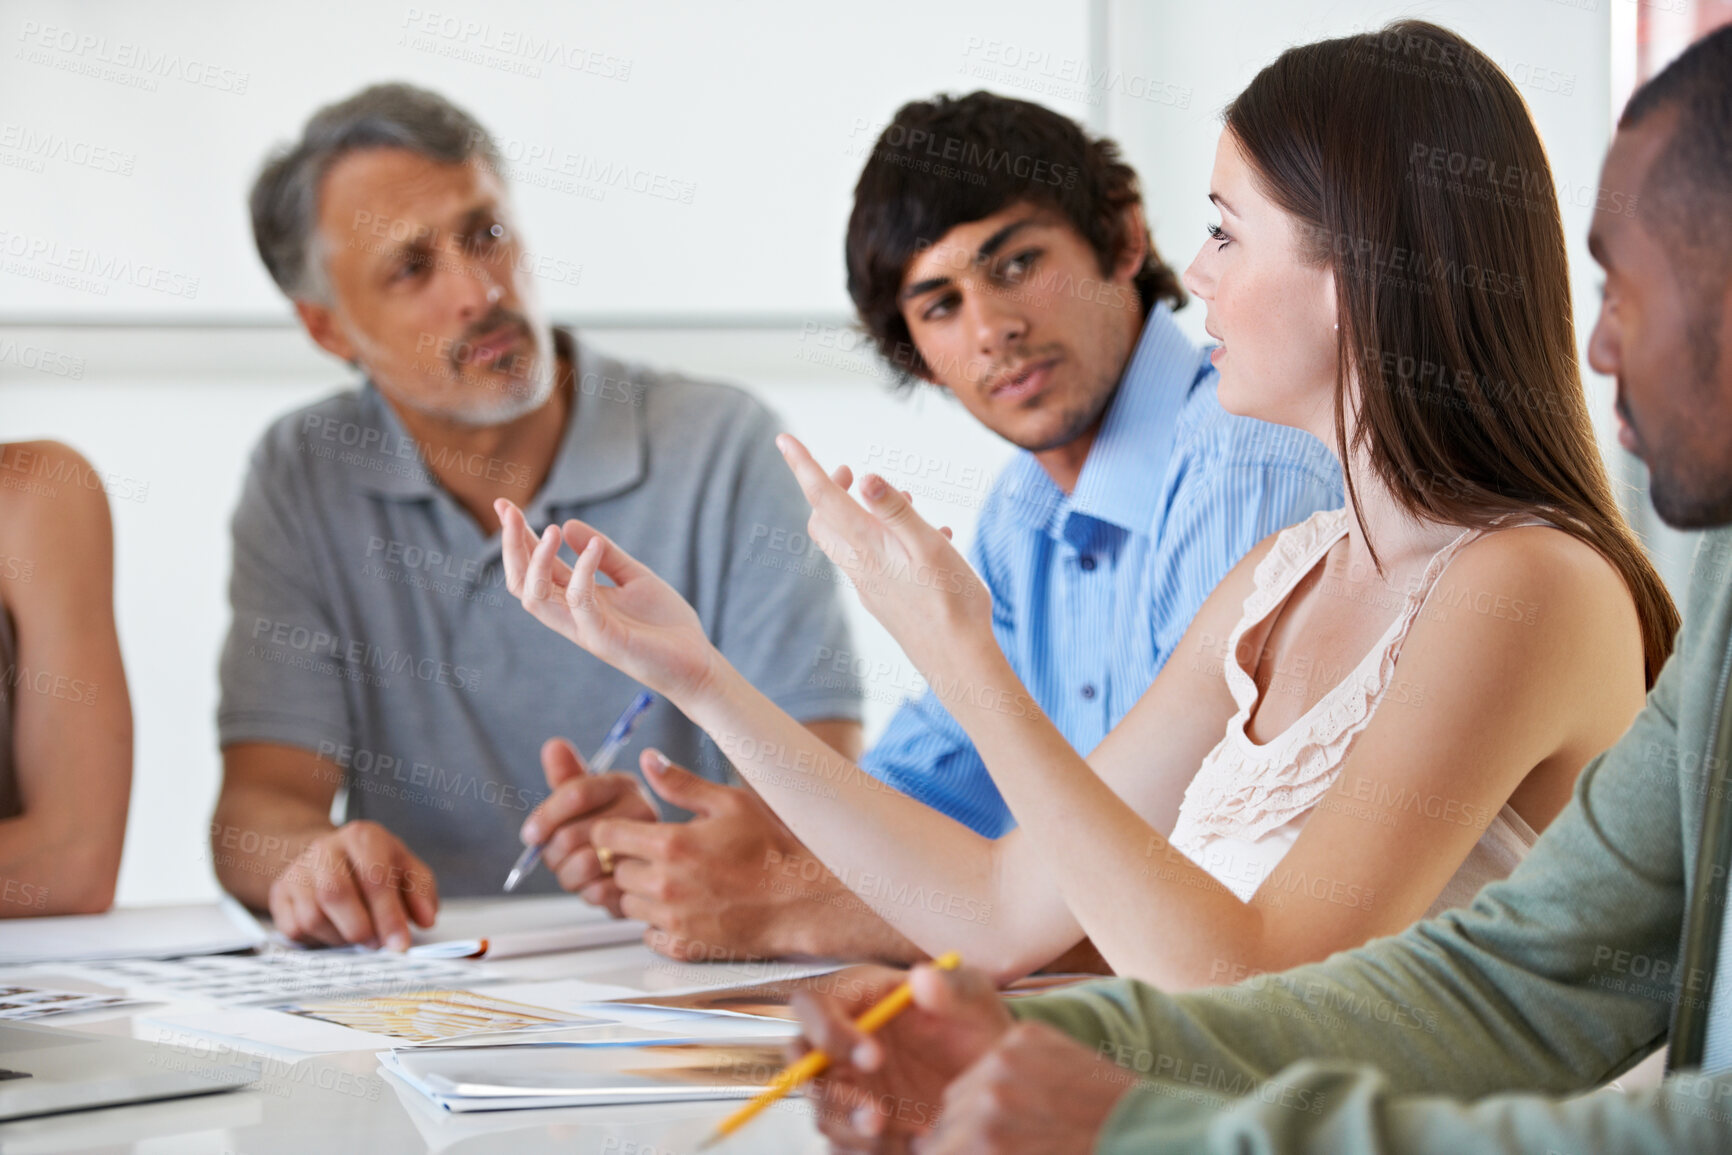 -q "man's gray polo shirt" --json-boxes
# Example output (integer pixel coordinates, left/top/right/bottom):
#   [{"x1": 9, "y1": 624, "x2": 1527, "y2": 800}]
[{"x1": 217, "y1": 332, "x2": 863, "y2": 895}]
